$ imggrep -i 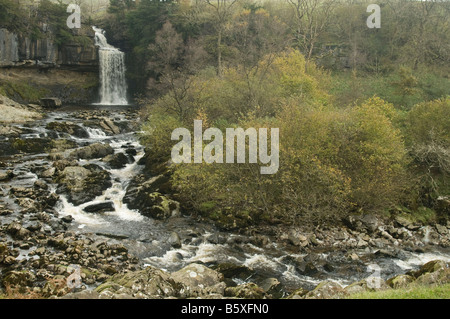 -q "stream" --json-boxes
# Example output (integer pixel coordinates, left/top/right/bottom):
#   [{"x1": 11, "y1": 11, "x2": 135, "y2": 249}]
[{"x1": 1, "y1": 105, "x2": 450, "y2": 295}]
